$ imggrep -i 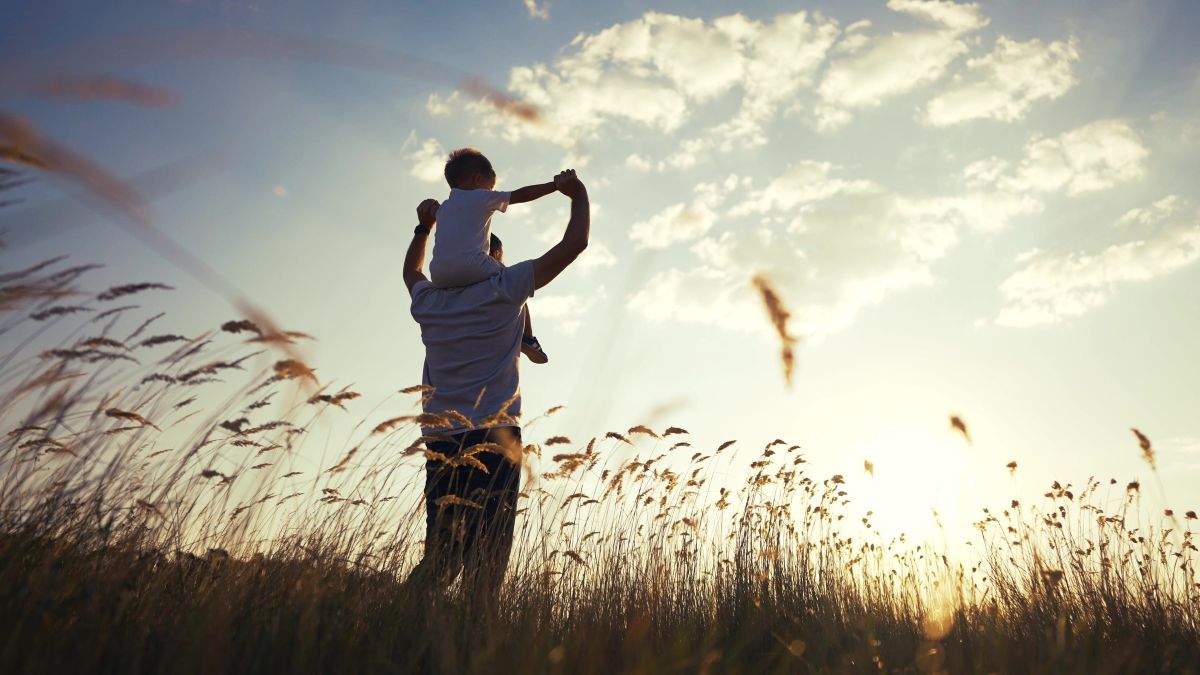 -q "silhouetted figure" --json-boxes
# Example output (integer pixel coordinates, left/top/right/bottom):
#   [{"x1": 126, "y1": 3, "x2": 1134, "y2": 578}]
[{"x1": 400, "y1": 168, "x2": 589, "y2": 602}]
